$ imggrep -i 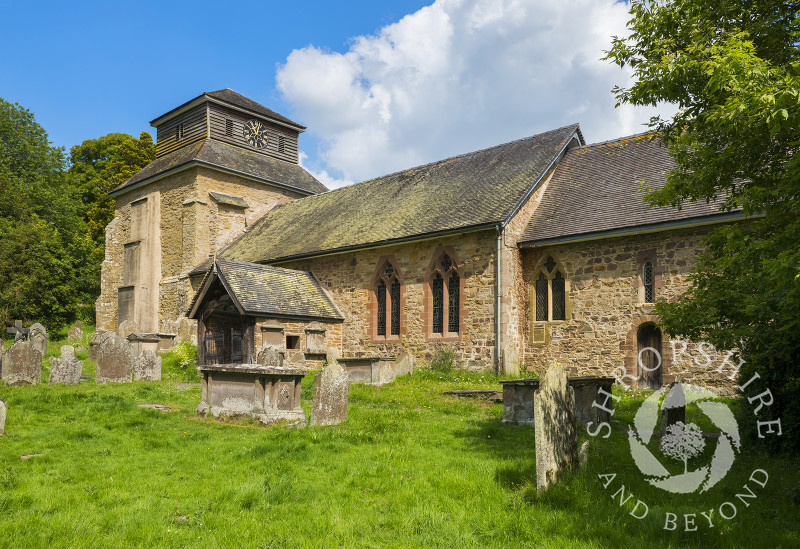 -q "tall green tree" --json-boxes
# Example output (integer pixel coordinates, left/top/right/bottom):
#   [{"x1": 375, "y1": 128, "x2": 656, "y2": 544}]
[
  {"x1": 606, "y1": 1, "x2": 800, "y2": 450},
  {"x1": 68, "y1": 132, "x2": 154, "y2": 250},
  {"x1": 0, "y1": 99, "x2": 96, "y2": 330}
]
